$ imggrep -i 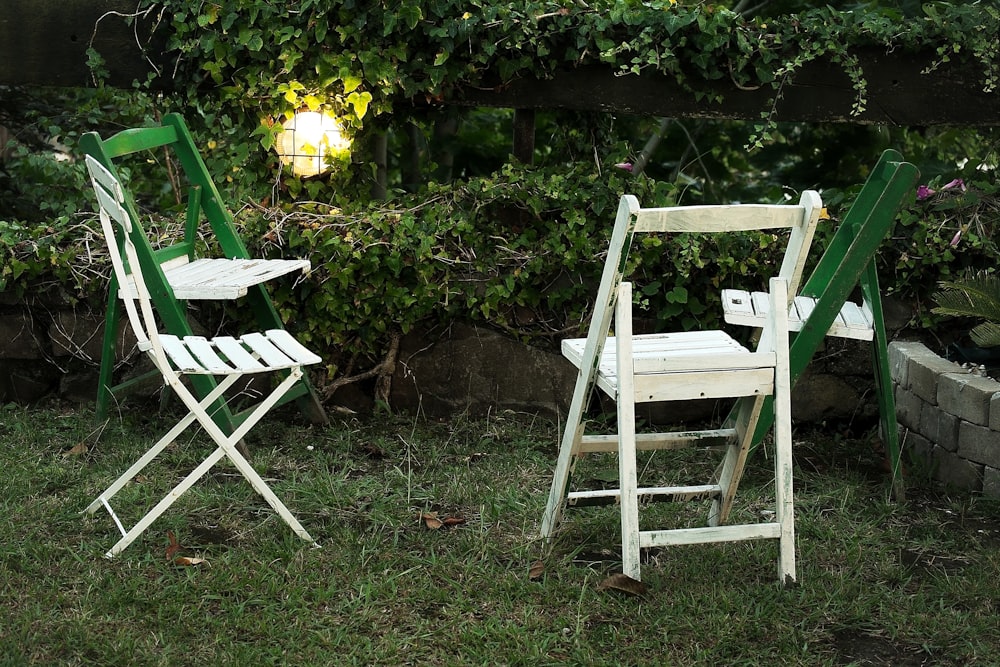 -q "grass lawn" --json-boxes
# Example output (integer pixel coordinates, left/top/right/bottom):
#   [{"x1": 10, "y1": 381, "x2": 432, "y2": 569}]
[{"x1": 1, "y1": 400, "x2": 998, "y2": 666}]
